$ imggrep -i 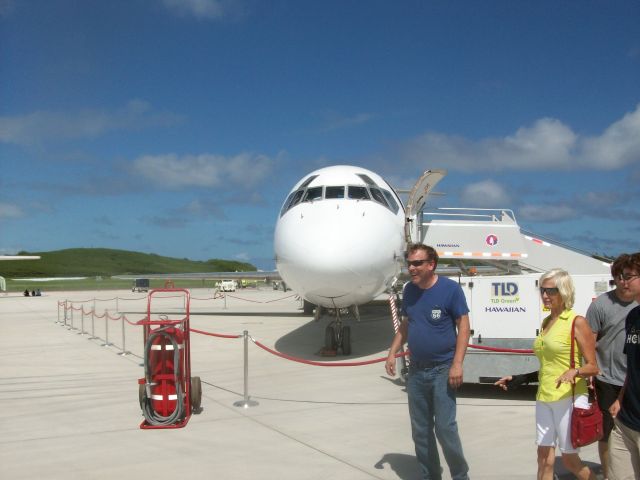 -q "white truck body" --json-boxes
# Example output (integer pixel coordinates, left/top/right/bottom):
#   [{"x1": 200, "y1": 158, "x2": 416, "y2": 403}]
[{"x1": 411, "y1": 207, "x2": 613, "y2": 383}]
